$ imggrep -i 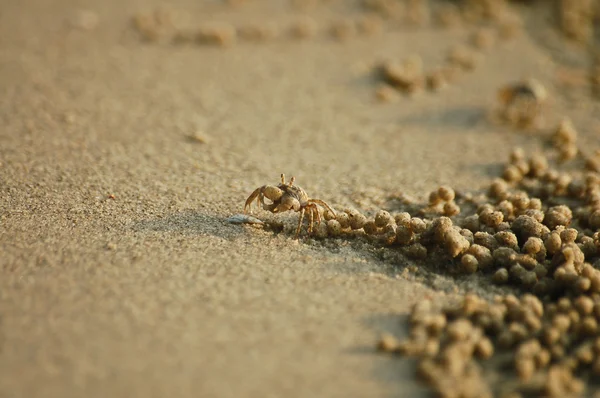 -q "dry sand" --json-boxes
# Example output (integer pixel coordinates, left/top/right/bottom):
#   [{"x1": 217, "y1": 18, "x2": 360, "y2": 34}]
[{"x1": 1, "y1": 1, "x2": 599, "y2": 397}]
